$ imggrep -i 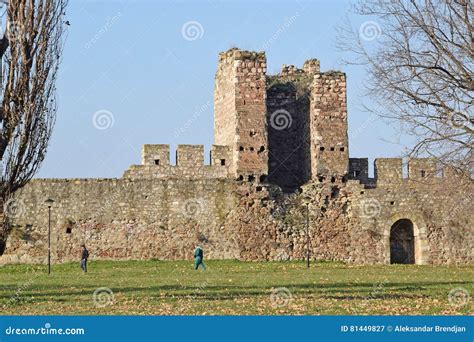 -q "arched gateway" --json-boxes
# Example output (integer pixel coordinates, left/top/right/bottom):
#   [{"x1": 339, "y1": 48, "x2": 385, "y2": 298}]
[{"x1": 390, "y1": 219, "x2": 415, "y2": 264}]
